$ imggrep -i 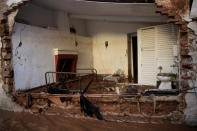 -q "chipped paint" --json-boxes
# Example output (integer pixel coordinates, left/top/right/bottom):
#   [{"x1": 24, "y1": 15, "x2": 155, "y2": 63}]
[
  {"x1": 8, "y1": 10, "x2": 18, "y2": 35},
  {"x1": 188, "y1": 22, "x2": 197, "y2": 35},
  {"x1": 7, "y1": 0, "x2": 22, "y2": 6},
  {"x1": 190, "y1": 0, "x2": 197, "y2": 19},
  {"x1": 156, "y1": 0, "x2": 190, "y2": 20}
]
